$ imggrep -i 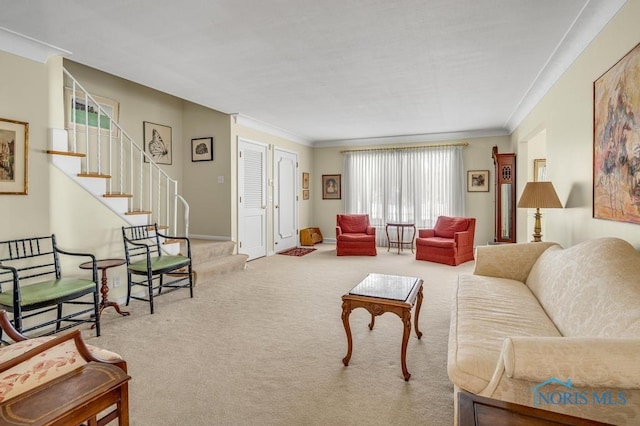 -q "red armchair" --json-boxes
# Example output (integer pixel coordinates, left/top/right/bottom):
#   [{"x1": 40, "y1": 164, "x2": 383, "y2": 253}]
[
  {"x1": 336, "y1": 214, "x2": 377, "y2": 256},
  {"x1": 415, "y1": 216, "x2": 475, "y2": 265}
]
